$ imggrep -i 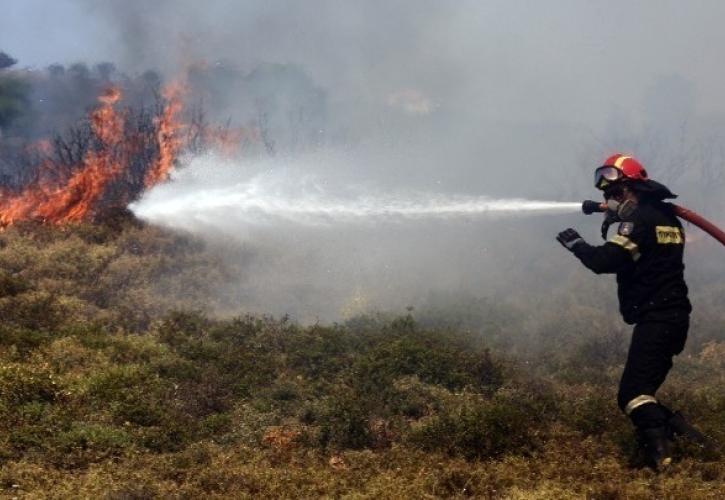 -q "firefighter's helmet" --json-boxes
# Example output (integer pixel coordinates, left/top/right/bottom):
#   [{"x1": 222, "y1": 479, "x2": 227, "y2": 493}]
[
  {"x1": 594, "y1": 153, "x2": 677, "y2": 200},
  {"x1": 595, "y1": 154, "x2": 648, "y2": 190}
]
